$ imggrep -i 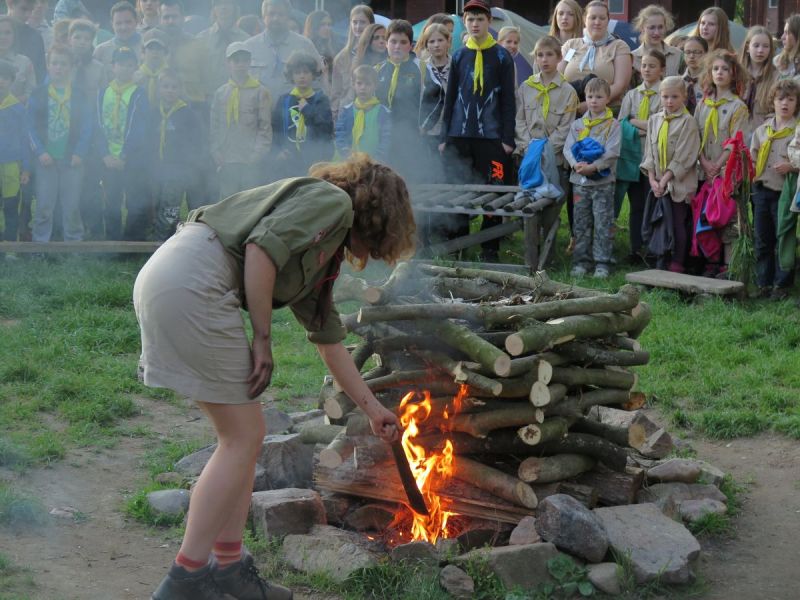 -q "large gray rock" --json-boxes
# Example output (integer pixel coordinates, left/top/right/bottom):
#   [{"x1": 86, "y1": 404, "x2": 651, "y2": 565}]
[
  {"x1": 535, "y1": 494, "x2": 608, "y2": 563},
  {"x1": 695, "y1": 460, "x2": 726, "y2": 487},
  {"x1": 257, "y1": 434, "x2": 315, "y2": 489},
  {"x1": 587, "y1": 563, "x2": 621, "y2": 595},
  {"x1": 455, "y1": 543, "x2": 559, "y2": 589},
  {"x1": 509, "y1": 516, "x2": 541, "y2": 546},
  {"x1": 679, "y1": 498, "x2": 727, "y2": 523},
  {"x1": 289, "y1": 408, "x2": 325, "y2": 425},
  {"x1": 390, "y1": 541, "x2": 438, "y2": 565},
  {"x1": 282, "y1": 524, "x2": 385, "y2": 582},
  {"x1": 594, "y1": 503, "x2": 701, "y2": 584},
  {"x1": 250, "y1": 488, "x2": 326, "y2": 538},
  {"x1": 174, "y1": 444, "x2": 215, "y2": 477},
  {"x1": 638, "y1": 482, "x2": 727, "y2": 507},
  {"x1": 646, "y1": 459, "x2": 702, "y2": 484},
  {"x1": 343, "y1": 503, "x2": 395, "y2": 531},
  {"x1": 263, "y1": 407, "x2": 293, "y2": 435},
  {"x1": 439, "y1": 565, "x2": 474, "y2": 600},
  {"x1": 146, "y1": 489, "x2": 190, "y2": 517}
]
